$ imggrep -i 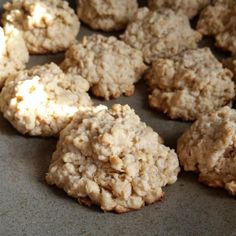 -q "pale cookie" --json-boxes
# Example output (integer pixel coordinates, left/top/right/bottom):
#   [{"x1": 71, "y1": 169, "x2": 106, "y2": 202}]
[
  {"x1": 0, "y1": 63, "x2": 92, "y2": 137},
  {"x1": 2, "y1": 0, "x2": 80, "y2": 54},
  {"x1": 148, "y1": 0, "x2": 210, "y2": 19},
  {"x1": 77, "y1": 0, "x2": 138, "y2": 32},
  {"x1": 61, "y1": 34, "x2": 147, "y2": 100},
  {"x1": 0, "y1": 25, "x2": 29, "y2": 88},
  {"x1": 197, "y1": 0, "x2": 235, "y2": 36},
  {"x1": 146, "y1": 48, "x2": 235, "y2": 121},
  {"x1": 121, "y1": 8, "x2": 201, "y2": 64},
  {"x1": 177, "y1": 106, "x2": 236, "y2": 196},
  {"x1": 197, "y1": 0, "x2": 236, "y2": 54},
  {"x1": 46, "y1": 104, "x2": 180, "y2": 213}
]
